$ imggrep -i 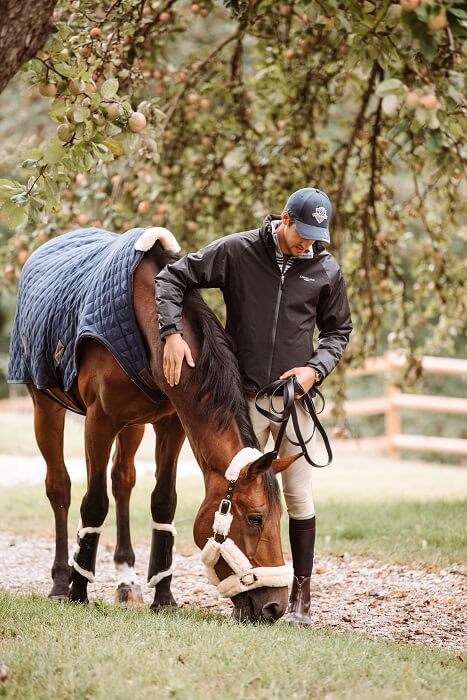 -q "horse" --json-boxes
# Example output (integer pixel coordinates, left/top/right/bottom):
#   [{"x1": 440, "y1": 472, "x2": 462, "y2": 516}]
[{"x1": 9, "y1": 226, "x2": 296, "y2": 622}]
